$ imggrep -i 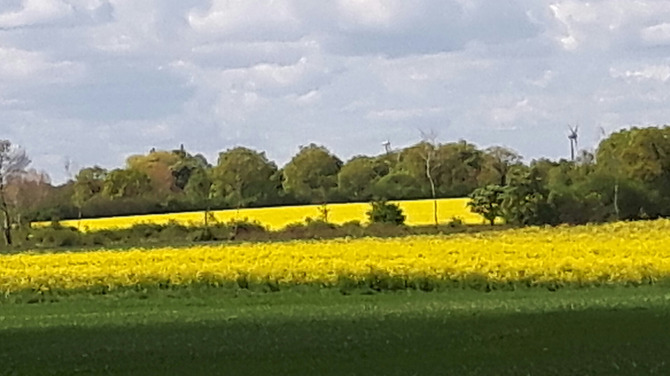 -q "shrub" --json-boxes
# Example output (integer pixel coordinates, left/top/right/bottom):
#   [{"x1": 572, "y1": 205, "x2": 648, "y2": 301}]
[
  {"x1": 366, "y1": 200, "x2": 406, "y2": 225},
  {"x1": 227, "y1": 219, "x2": 268, "y2": 241},
  {"x1": 31, "y1": 226, "x2": 81, "y2": 247},
  {"x1": 364, "y1": 222, "x2": 410, "y2": 237},
  {"x1": 446, "y1": 216, "x2": 464, "y2": 228}
]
